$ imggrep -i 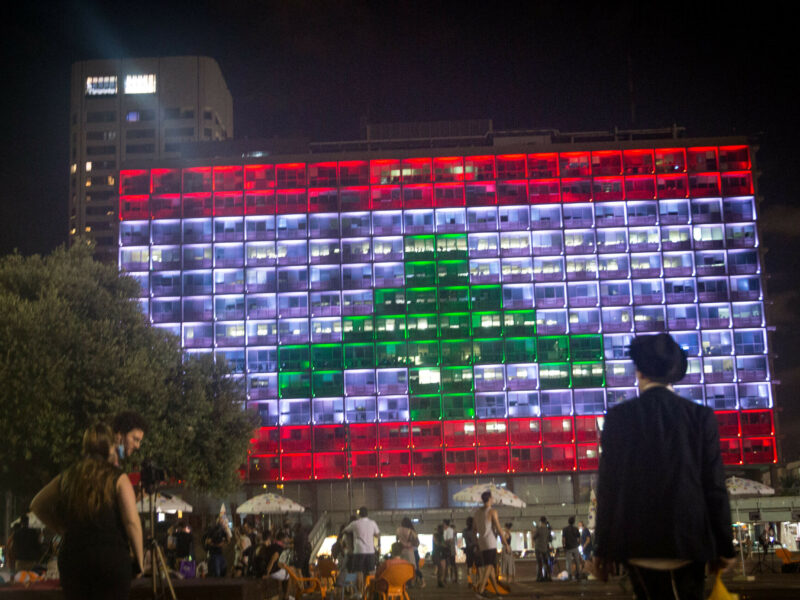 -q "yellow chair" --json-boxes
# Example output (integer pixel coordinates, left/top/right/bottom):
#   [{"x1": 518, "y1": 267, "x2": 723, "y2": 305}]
[
  {"x1": 281, "y1": 563, "x2": 326, "y2": 600},
  {"x1": 372, "y1": 561, "x2": 415, "y2": 600},
  {"x1": 315, "y1": 558, "x2": 338, "y2": 598}
]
